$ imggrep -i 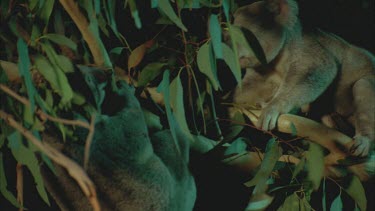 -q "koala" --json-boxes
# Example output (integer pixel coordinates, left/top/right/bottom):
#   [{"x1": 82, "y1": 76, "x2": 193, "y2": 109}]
[
  {"x1": 41, "y1": 81, "x2": 196, "y2": 211},
  {"x1": 230, "y1": 0, "x2": 375, "y2": 156}
]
